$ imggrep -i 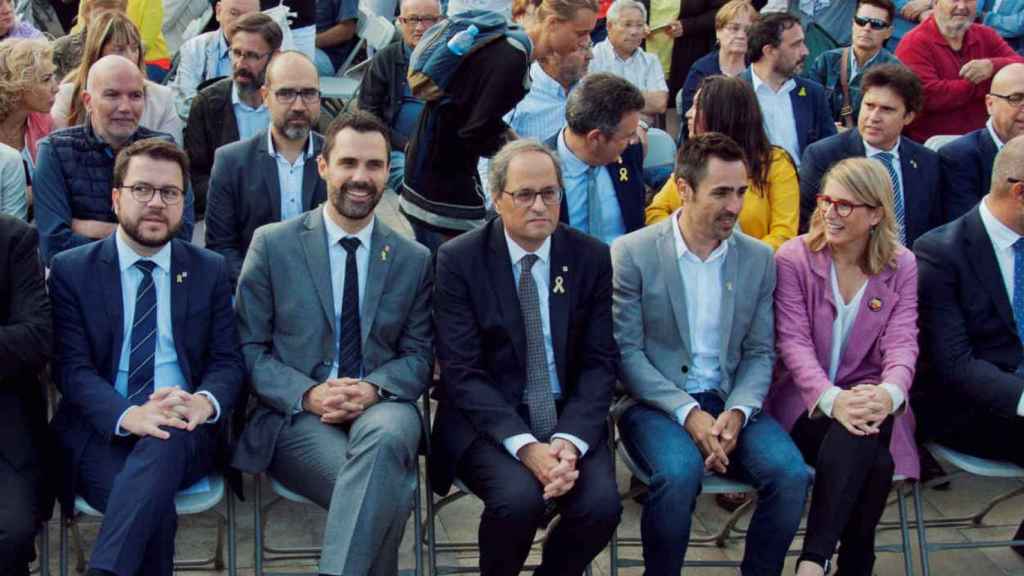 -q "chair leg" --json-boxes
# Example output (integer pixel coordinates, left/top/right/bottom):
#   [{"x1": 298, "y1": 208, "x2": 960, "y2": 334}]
[
  {"x1": 913, "y1": 480, "x2": 930, "y2": 576},
  {"x1": 71, "y1": 521, "x2": 85, "y2": 573},
  {"x1": 895, "y1": 481, "x2": 915, "y2": 576},
  {"x1": 413, "y1": 465, "x2": 423, "y2": 576},
  {"x1": 609, "y1": 524, "x2": 619, "y2": 576},
  {"x1": 227, "y1": 485, "x2": 237, "y2": 576},
  {"x1": 213, "y1": 511, "x2": 226, "y2": 570},
  {"x1": 38, "y1": 521, "x2": 50, "y2": 576},
  {"x1": 254, "y1": 473, "x2": 264, "y2": 576}
]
